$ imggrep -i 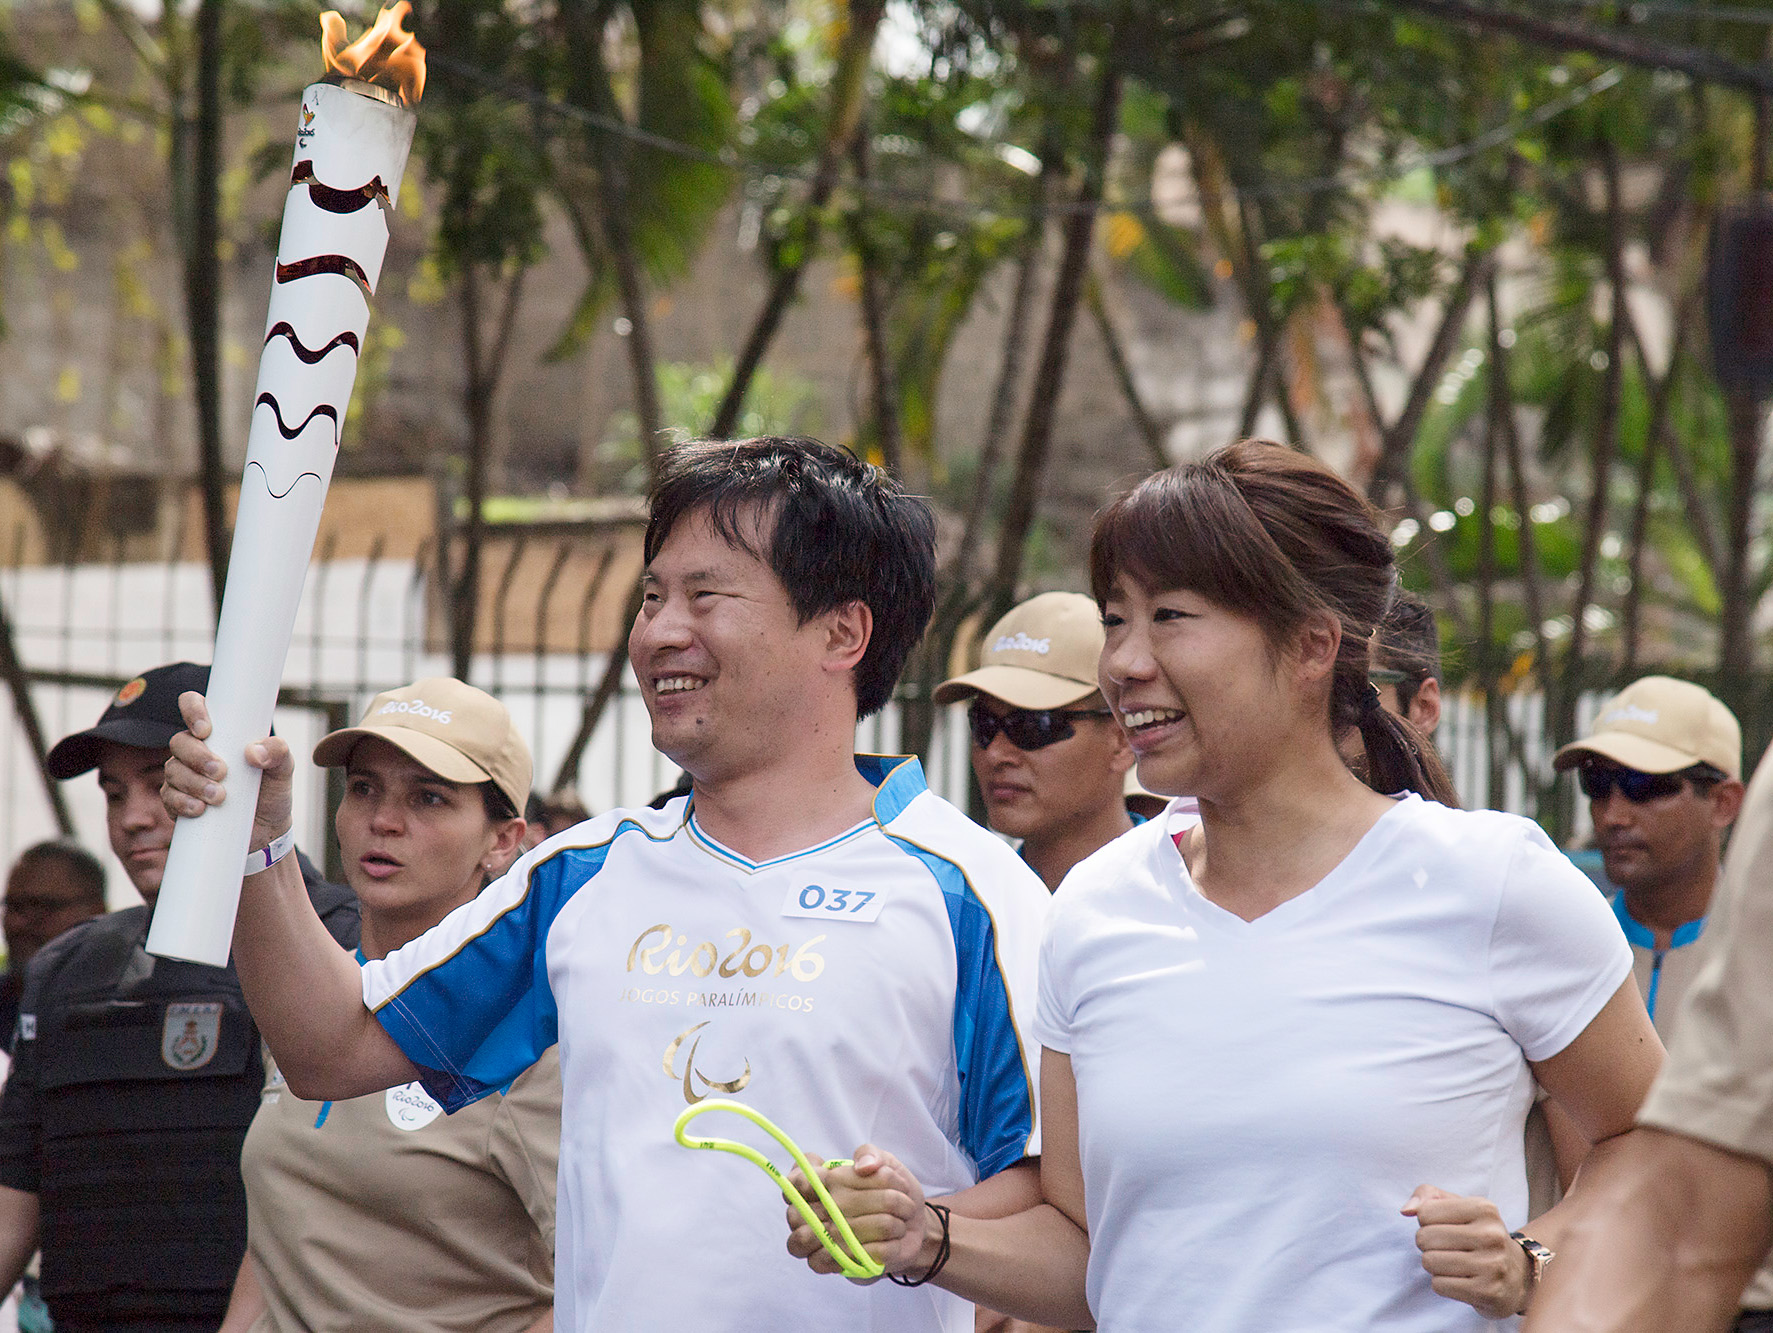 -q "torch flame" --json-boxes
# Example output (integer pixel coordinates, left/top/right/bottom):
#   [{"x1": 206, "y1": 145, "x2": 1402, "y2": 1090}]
[{"x1": 320, "y1": 2, "x2": 426, "y2": 108}]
